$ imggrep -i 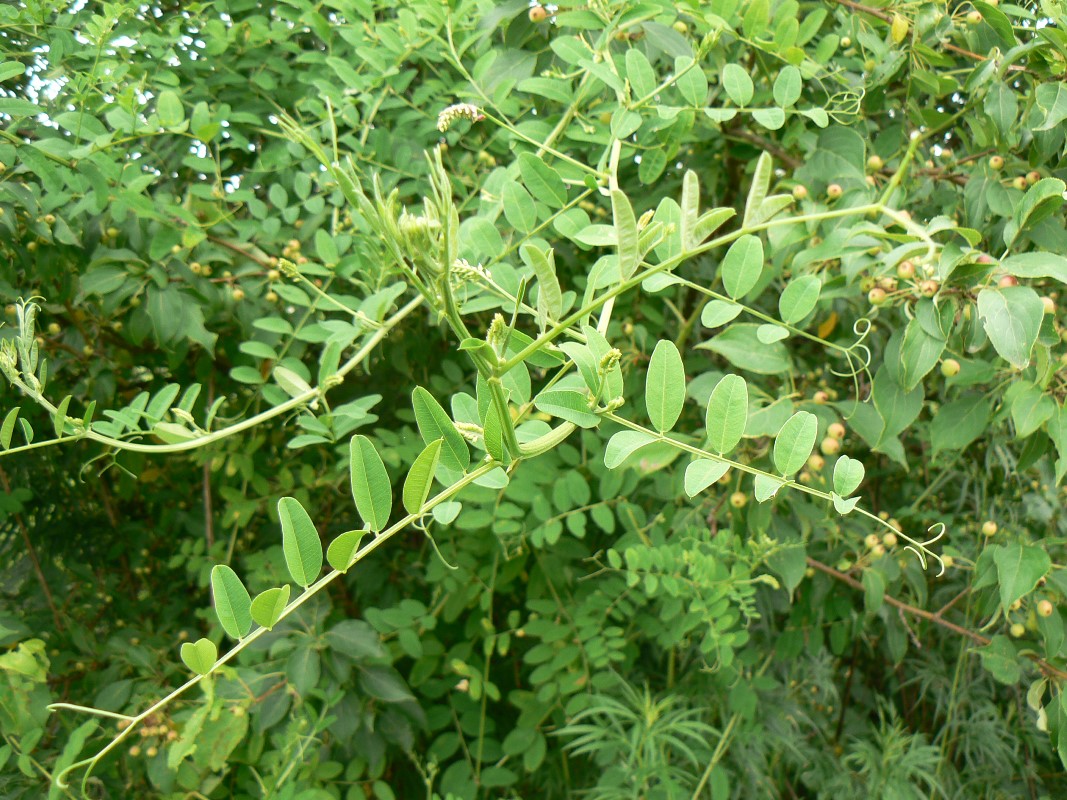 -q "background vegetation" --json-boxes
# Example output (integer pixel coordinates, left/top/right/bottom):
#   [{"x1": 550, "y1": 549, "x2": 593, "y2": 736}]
[{"x1": 2, "y1": 0, "x2": 1067, "y2": 798}]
